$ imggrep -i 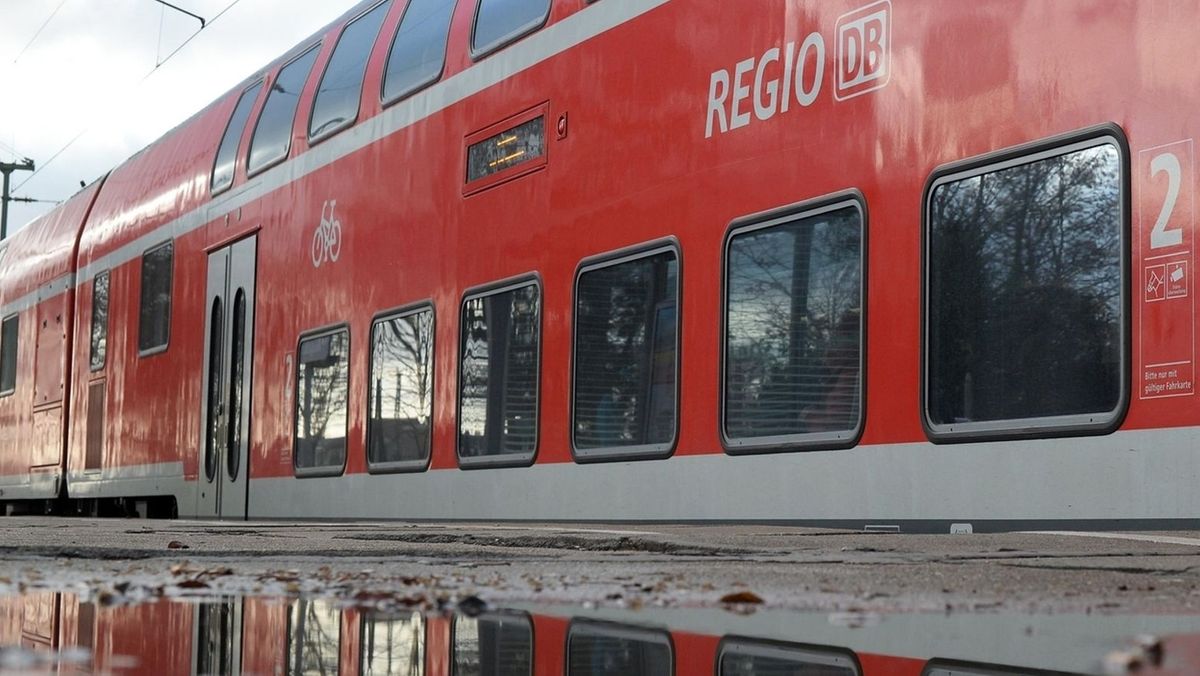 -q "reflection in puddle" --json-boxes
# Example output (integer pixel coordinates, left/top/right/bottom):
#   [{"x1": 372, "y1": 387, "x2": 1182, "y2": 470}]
[
  {"x1": 1, "y1": 591, "x2": 1198, "y2": 674},
  {"x1": 362, "y1": 610, "x2": 423, "y2": 675}
]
